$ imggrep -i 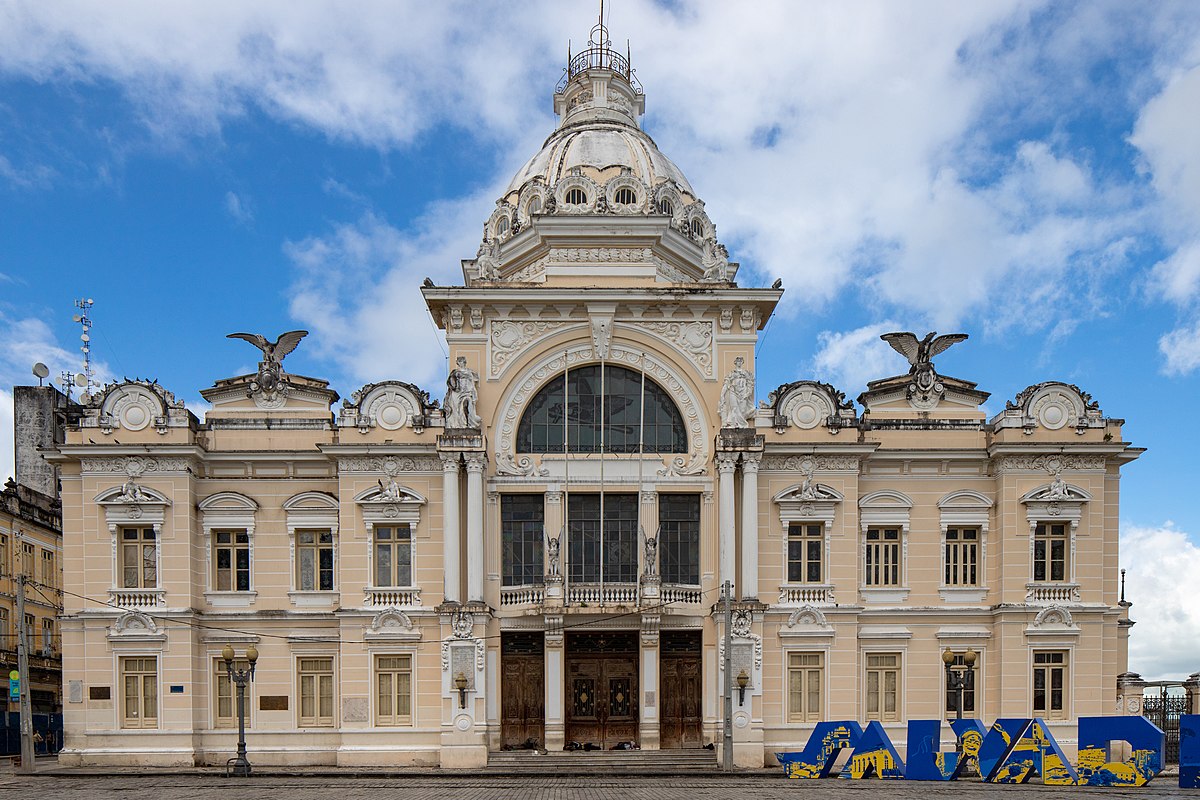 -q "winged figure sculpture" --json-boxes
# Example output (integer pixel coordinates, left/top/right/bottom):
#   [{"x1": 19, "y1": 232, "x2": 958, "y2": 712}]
[
  {"x1": 880, "y1": 331, "x2": 968, "y2": 374},
  {"x1": 226, "y1": 330, "x2": 309, "y2": 366}
]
